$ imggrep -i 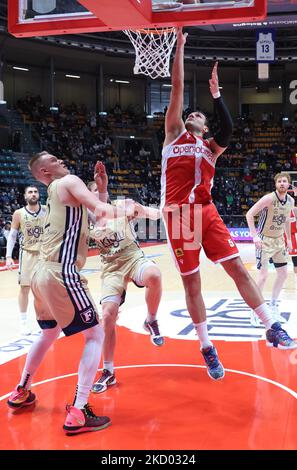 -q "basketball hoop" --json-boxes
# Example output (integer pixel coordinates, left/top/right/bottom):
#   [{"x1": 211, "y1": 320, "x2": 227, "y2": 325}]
[{"x1": 123, "y1": 27, "x2": 177, "y2": 79}]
